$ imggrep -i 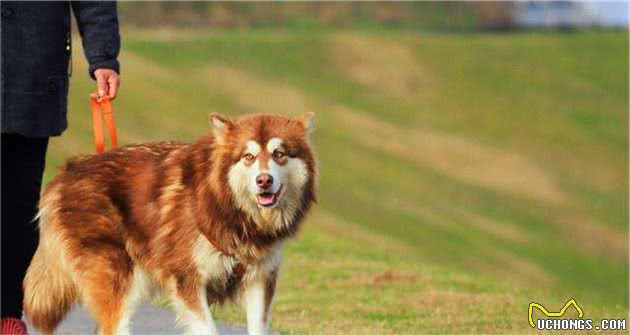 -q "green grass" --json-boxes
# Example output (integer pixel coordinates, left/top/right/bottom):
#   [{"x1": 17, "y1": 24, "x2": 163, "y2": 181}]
[{"x1": 47, "y1": 29, "x2": 628, "y2": 334}]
